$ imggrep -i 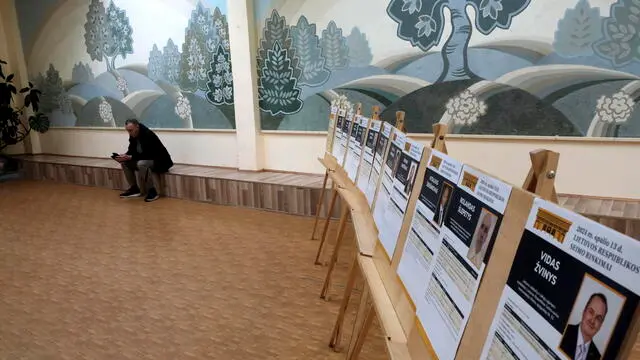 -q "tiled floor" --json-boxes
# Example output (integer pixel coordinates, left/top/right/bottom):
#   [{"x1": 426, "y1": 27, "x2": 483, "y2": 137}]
[{"x1": 0, "y1": 180, "x2": 386, "y2": 359}]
